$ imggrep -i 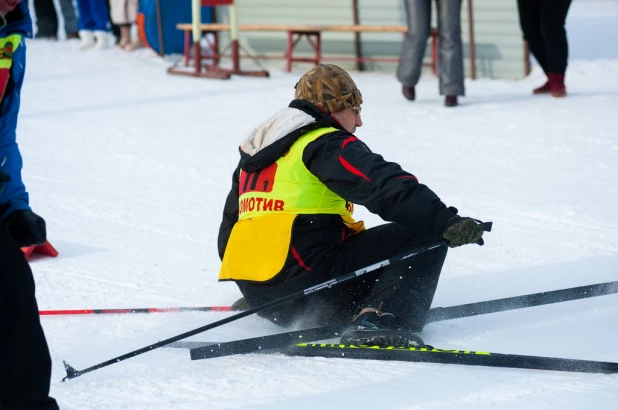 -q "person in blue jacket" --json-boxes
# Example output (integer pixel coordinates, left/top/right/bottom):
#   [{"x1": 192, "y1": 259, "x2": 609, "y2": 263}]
[
  {"x1": 0, "y1": 0, "x2": 47, "y2": 248},
  {"x1": 0, "y1": 5, "x2": 59, "y2": 409}
]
